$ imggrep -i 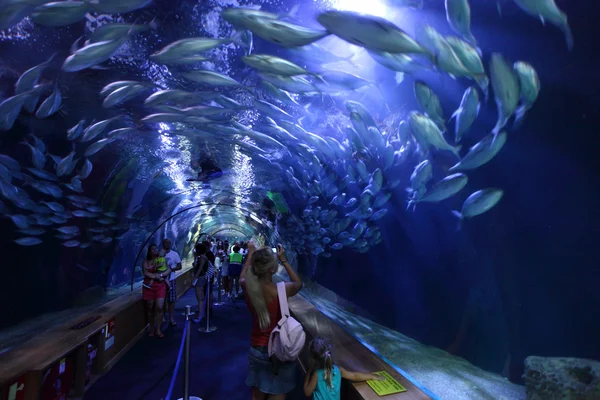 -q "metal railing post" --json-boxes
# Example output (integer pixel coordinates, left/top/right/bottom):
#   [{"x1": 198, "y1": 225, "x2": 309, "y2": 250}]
[{"x1": 184, "y1": 305, "x2": 191, "y2": 400}]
